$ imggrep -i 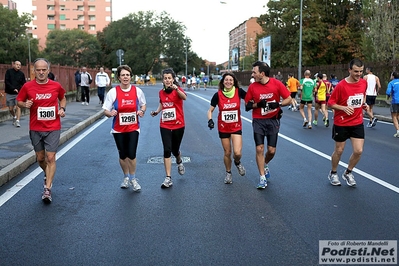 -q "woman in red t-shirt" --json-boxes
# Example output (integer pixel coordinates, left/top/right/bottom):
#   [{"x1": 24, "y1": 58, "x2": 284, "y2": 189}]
[
  {"x1": 207, "y1": 73, "x2": 247, "y2": 184},
  {"x1": 151, "y1": 68, "x2": 187, "y2": 188}
]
